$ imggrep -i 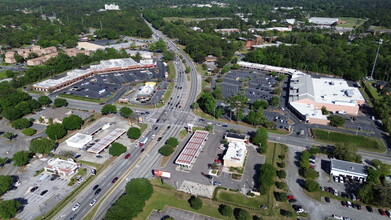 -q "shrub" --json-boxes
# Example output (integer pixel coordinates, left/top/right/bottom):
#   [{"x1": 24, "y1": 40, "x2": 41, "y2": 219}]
[
  {"x1": 109, "y1": 142, "x2": 127, "y2": 156},
  {"x1": 188, "y1": 196, "x2": 202, "y2": 210},
  {"x1": 234, "y1": 208, "x2": 251, "y2": 220},
  {"x1": 303, "y1": 168, "x2": 319, "y2": 179},
  {"x1": 277, "y1": 162, "x2": 286, "y2": 168},
  {"x1": 22, "y1": 128, "x2": 36, "y2": 136},
  {"x1": 274, "y1": 191, "x2": 287, "y2": 202},
  {"x1": 277, "y1": 170, "x2": 286, "y2": 179},
  {"x1": 11, "y1": 118, "x2": 32, "y2": 129},
  {"x1": 30, "y1": 138, "x2": 56, "y2": 154},
  {"x1": 219, "y1": 204, "x2": 233, "y2": 217},
  {"x1": 158, "y1": 145, "x2": 174, "y2": 156},
  {"x1": 280, "y1": 209, "x2": 294, "y2": 217},
  {"x1": 305, "y1": 179, "x2": 320, "y2": 192},
  {"x1": 12, "y1": 151, "x2": 30, "y2": 167},
  {"x1": 275, "y1": 181, "x2": 287, "y2": 190}
]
